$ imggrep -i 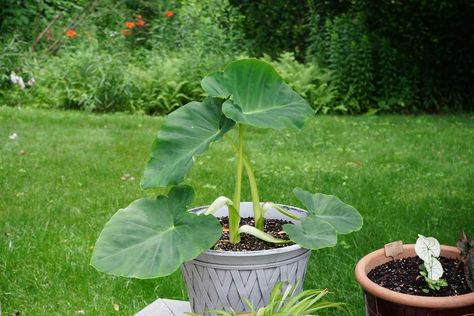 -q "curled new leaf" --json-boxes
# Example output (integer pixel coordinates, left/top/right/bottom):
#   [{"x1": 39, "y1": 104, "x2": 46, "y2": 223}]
[{"x1": 91, "y1": 185, "x2": 221, "y2": 278}]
